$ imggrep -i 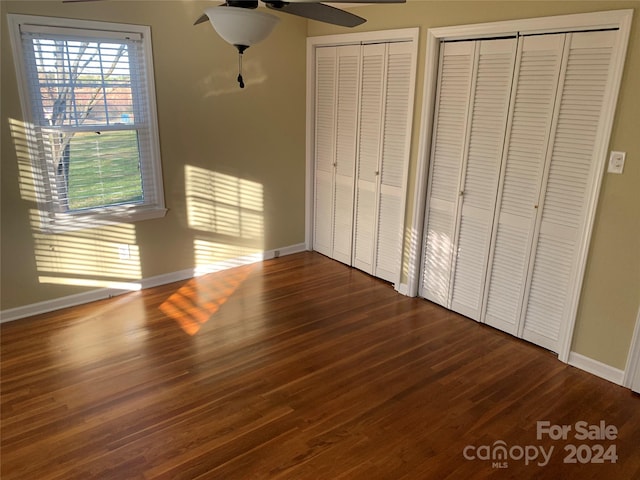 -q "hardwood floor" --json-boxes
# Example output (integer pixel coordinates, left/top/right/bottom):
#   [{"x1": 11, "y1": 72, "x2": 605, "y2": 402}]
[{"x1": 2, "y1": 252, "x2": 639, "y2": 479}]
